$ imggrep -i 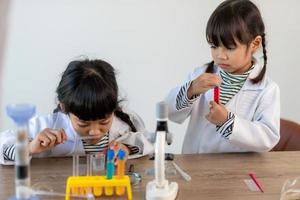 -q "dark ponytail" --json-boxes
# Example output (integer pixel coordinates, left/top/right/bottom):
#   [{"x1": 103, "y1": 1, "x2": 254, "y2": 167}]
[
  {"x1": 251, "y1": 33, "x2": 267, "y2": 84},
  {"x1": 114, "y1": 108, "x2": 137, "y2": 132}
]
